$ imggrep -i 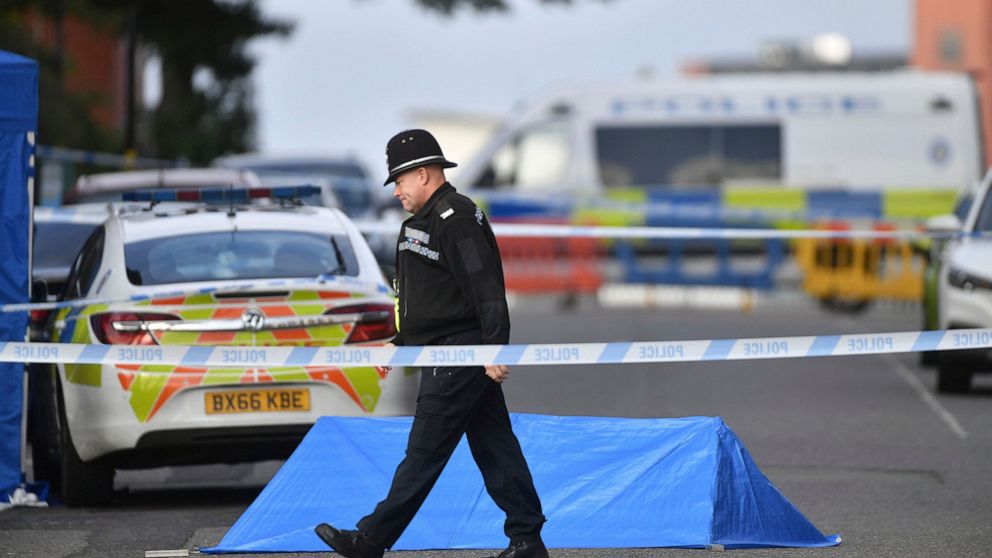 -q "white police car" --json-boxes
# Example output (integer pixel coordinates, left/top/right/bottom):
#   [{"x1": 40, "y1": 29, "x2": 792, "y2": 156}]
[
  {"x1": 934, "y1": 170, "x2": 992, "y2": 392},
  {"x1": 39, "y1": 186, "x2": 415, "y2": 506}
]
